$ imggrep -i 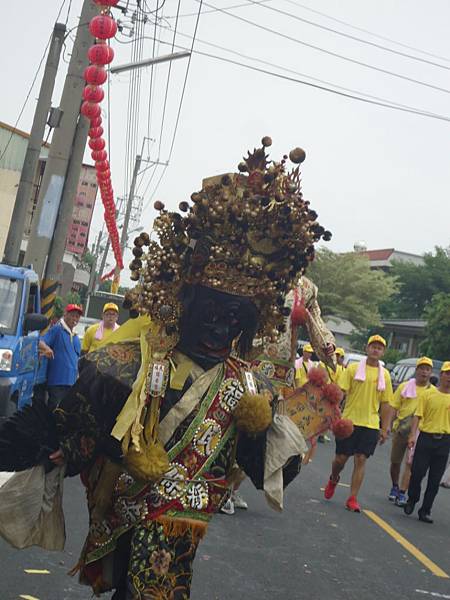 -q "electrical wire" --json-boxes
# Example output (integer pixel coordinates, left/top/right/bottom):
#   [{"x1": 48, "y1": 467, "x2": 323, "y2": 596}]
[
  {"x1": 0, "y1": 0, "x2": 69, "y2": 164},
  {"x1": 166, "y1": 0, "x2": 272, "y2": 19},
  {"x1": 157, "y1": 0, "x2": 182, "y2": 161},
  {"x1": 282, "y1": 0, "x2": 450, "y2": 64},
  {"x1": 126, "y1": 33, "x2": 450, "y2": 123},
  {"x1": 193, "y1": 0, "x2": 450, "y2": 95},
  {"x1": 247, "y1": 0, "x2": 450, "y2": 71},
  {"x1": 154, "y1": 28, "x2": 446, "y2": 117},
  {"x1": 143, "y1": 0, "x2": 204, "y2": 210}
]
